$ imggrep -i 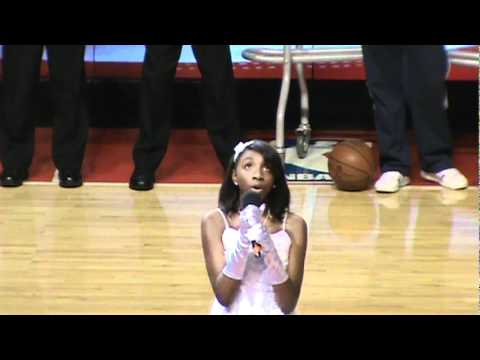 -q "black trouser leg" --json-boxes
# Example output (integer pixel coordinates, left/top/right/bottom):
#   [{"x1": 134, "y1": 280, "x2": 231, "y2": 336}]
[
  {"x1": 47, "y1": 45, "x2": 87, "y2": 173},
  {"x1": 133, "y1": 45, "x2": 182, "y2": 173},
  {"x1": 0, "y1": 45, "x2": 43, "y2": 175},
  {"x1": 192, "y1": 45, "x2": 240, "y2": 169}
]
